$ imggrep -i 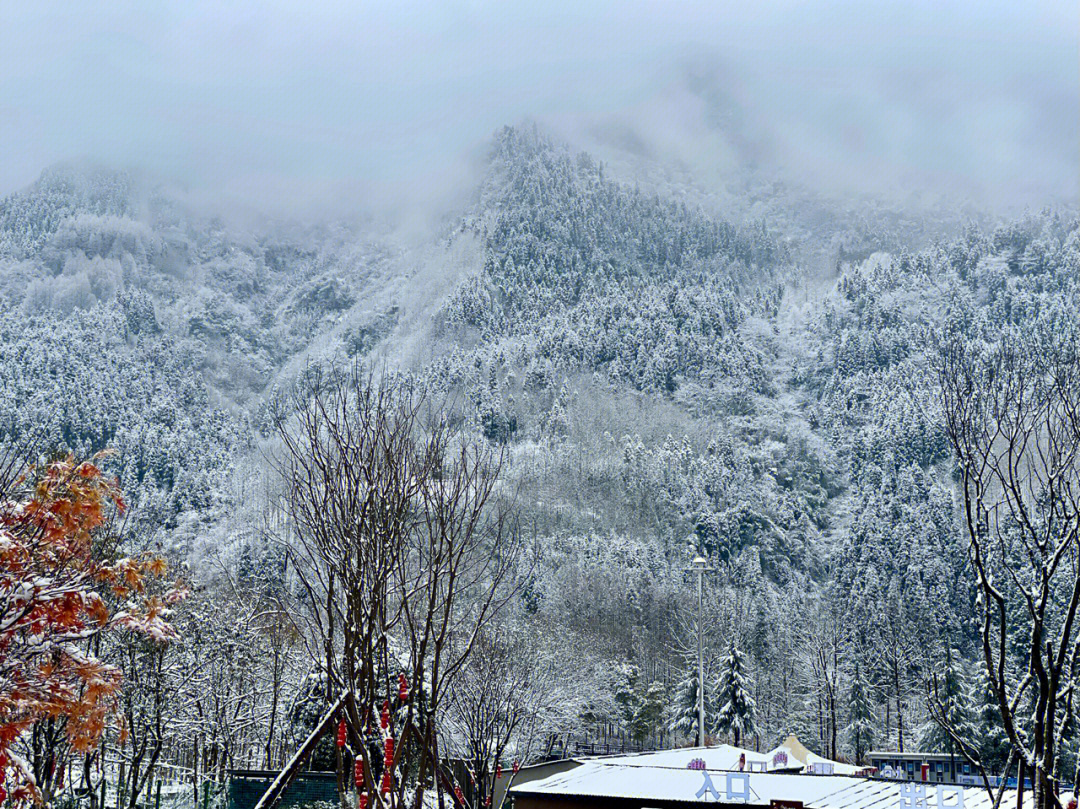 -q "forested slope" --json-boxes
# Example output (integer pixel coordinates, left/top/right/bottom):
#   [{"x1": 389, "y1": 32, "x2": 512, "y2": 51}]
[
  {"x1": 1, "y1": 126, "x2": 1077, "y2": 761},
  {"x1": 0, "y1": 162, "x2": 393, "y2": 552}
]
